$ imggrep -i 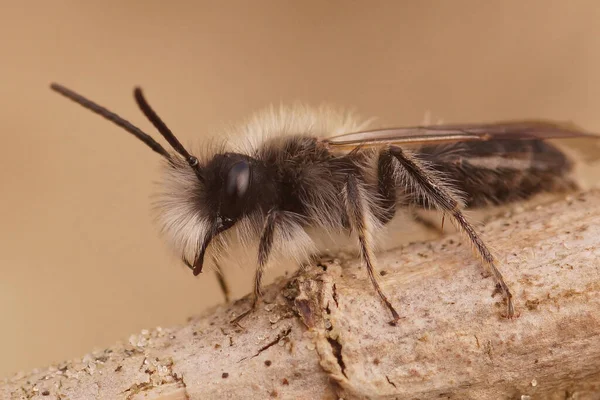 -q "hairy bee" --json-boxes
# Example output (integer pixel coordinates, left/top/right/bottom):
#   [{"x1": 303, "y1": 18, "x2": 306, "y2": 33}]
[{"x1": 50, "y1": 83, "x2": 596, "y2": 324}]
